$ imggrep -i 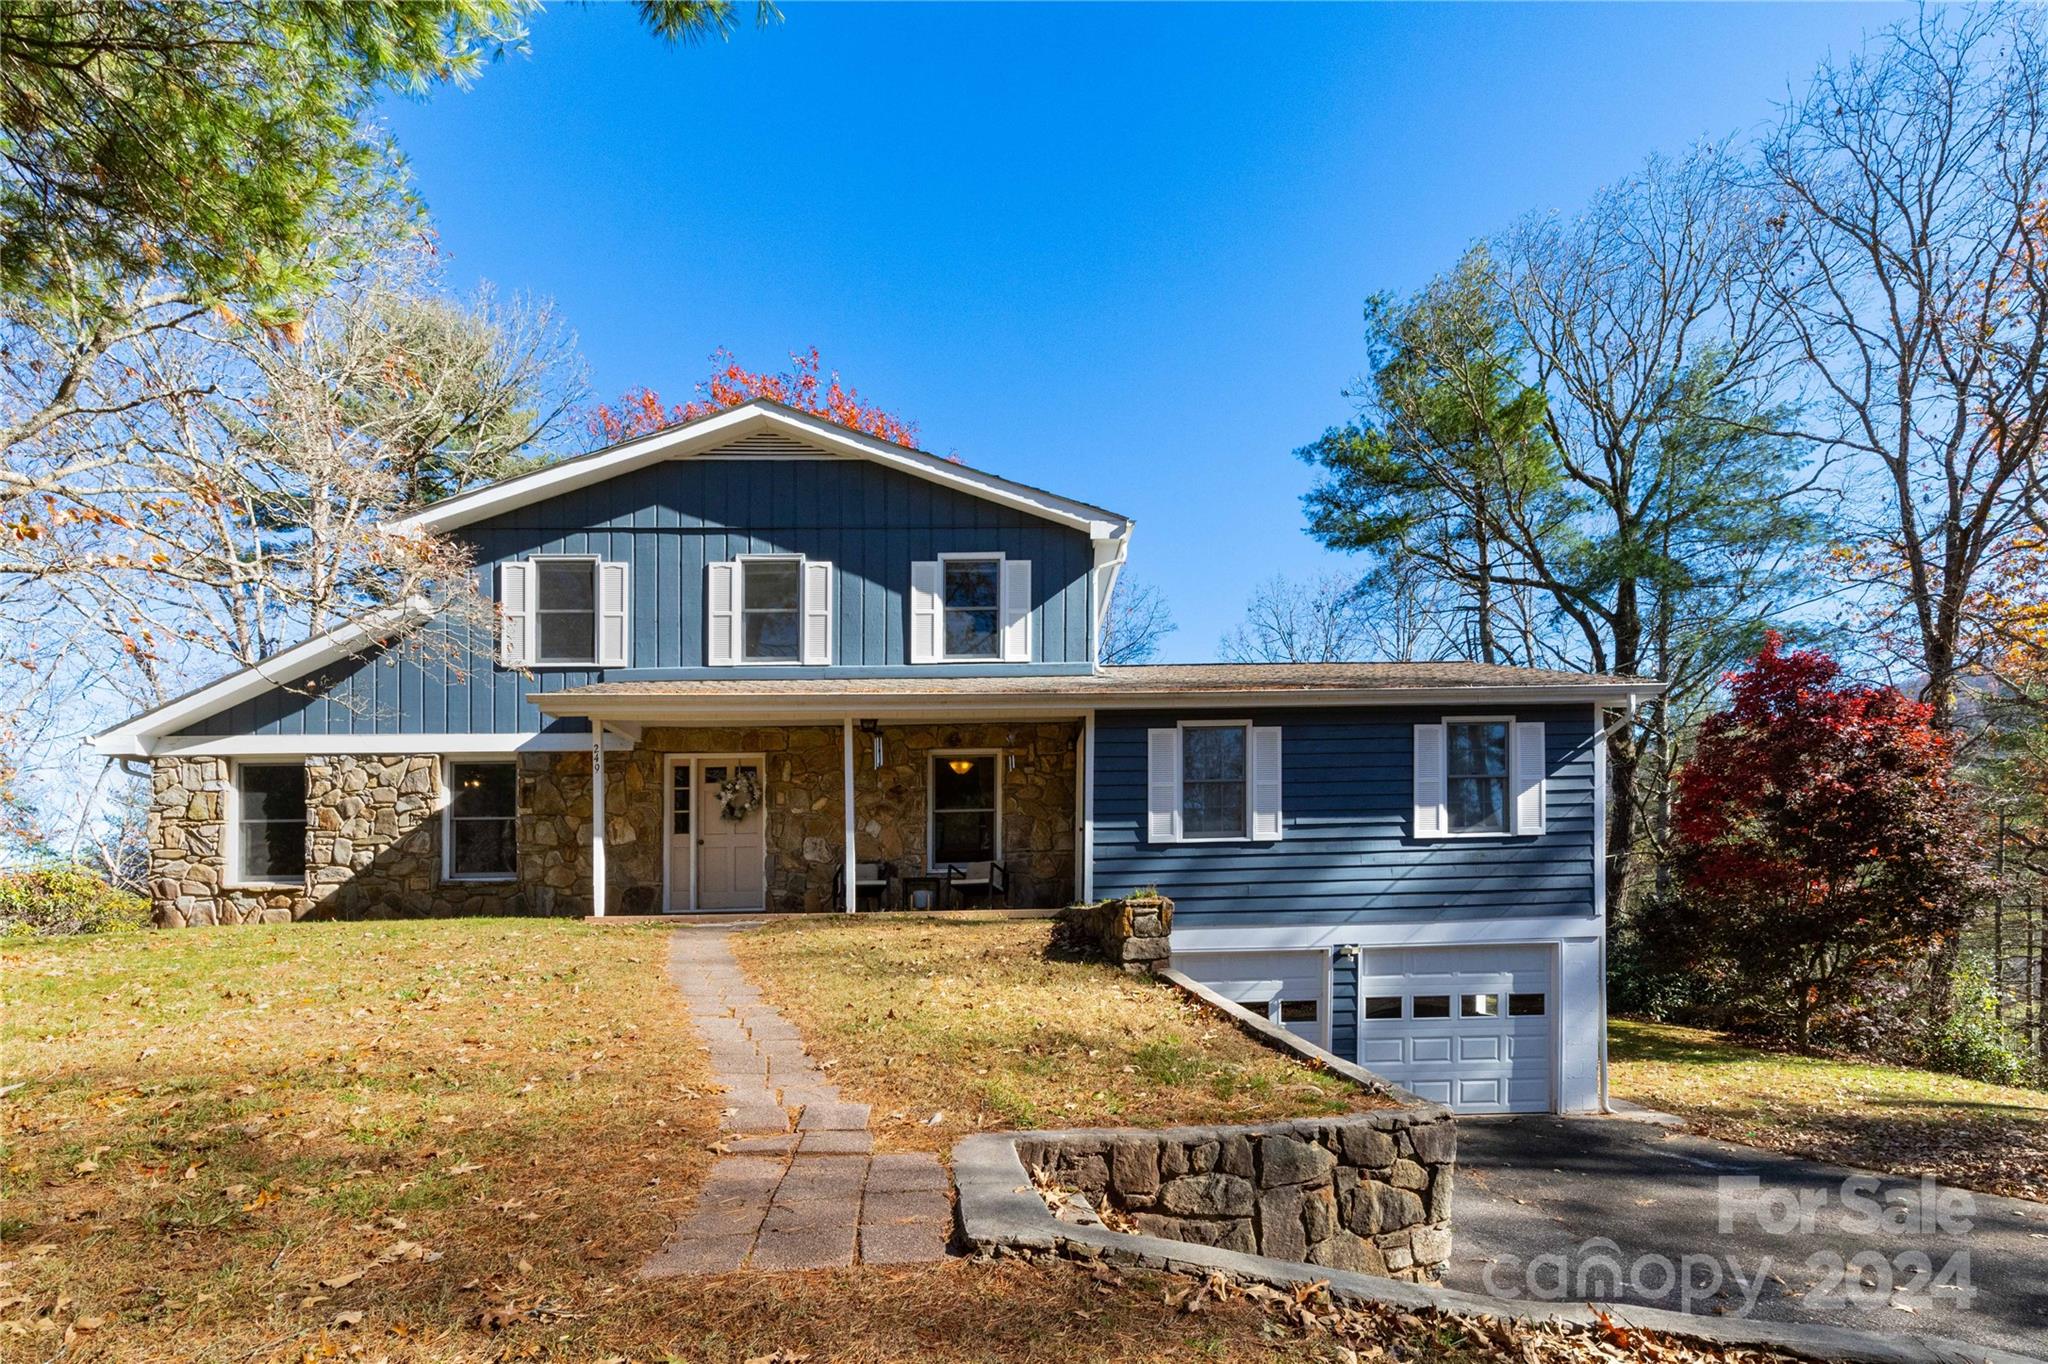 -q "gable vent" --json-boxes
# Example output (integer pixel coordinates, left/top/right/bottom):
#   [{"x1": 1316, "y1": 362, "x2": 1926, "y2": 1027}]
[{"x1": 700, "y1": 432, "x2": 837, "y2": 460}]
